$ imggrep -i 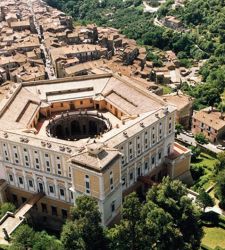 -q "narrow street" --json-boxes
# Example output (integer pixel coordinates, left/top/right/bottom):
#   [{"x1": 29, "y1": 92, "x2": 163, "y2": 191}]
[
  {"x1": 28, "y1": 0, "x2": 57, "y2": 80},
  {"x1": 177, "y1": 132, "x2": 223, "y2": 154}
]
